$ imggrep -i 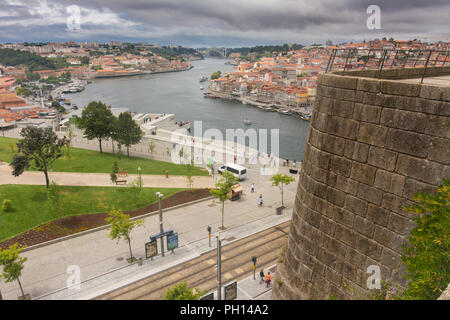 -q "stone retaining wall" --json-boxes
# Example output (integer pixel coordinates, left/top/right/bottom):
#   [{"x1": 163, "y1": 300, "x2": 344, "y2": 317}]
[{"x1": 272, "y1": 68, "x2": 449, "y2": 300}]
